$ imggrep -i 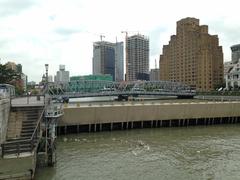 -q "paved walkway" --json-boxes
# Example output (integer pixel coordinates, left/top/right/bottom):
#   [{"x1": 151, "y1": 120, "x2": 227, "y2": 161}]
[{"x1": 11, "y1": 96, "x2": 44, "y2": 107}]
